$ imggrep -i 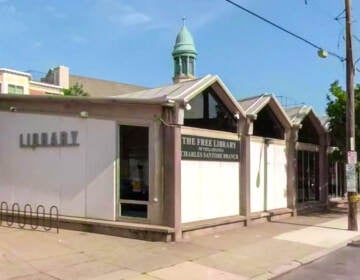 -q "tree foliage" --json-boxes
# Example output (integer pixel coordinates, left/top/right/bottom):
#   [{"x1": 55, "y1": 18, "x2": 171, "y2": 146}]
[
  {"x1": 326, "y1": 81, "x2": 360, "y2": 161},
  {"x1": 62, "y1": 82, "x2": 89, "y2": 97}
]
